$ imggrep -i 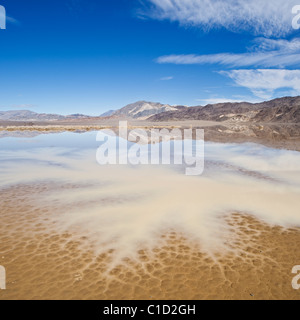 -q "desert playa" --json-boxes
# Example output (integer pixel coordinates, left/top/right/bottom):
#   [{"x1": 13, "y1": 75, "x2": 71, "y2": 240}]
[
  {"x1": 0, "y1": 128, "x2": 300, "y2": 300},
  {"x1": 1, "y1": 0, "x2": 300, "y2": 303}
]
